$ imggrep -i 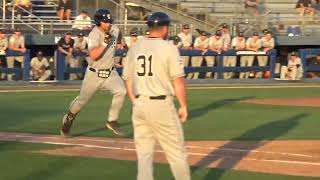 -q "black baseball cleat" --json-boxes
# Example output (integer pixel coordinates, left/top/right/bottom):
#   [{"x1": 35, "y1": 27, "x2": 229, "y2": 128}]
[
  {"x1": 60, "y1": 112, "x2": 76, "y2": 137},
  {"x1": 106, "y1": 121, "x2": 124, "y2": 136}
]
